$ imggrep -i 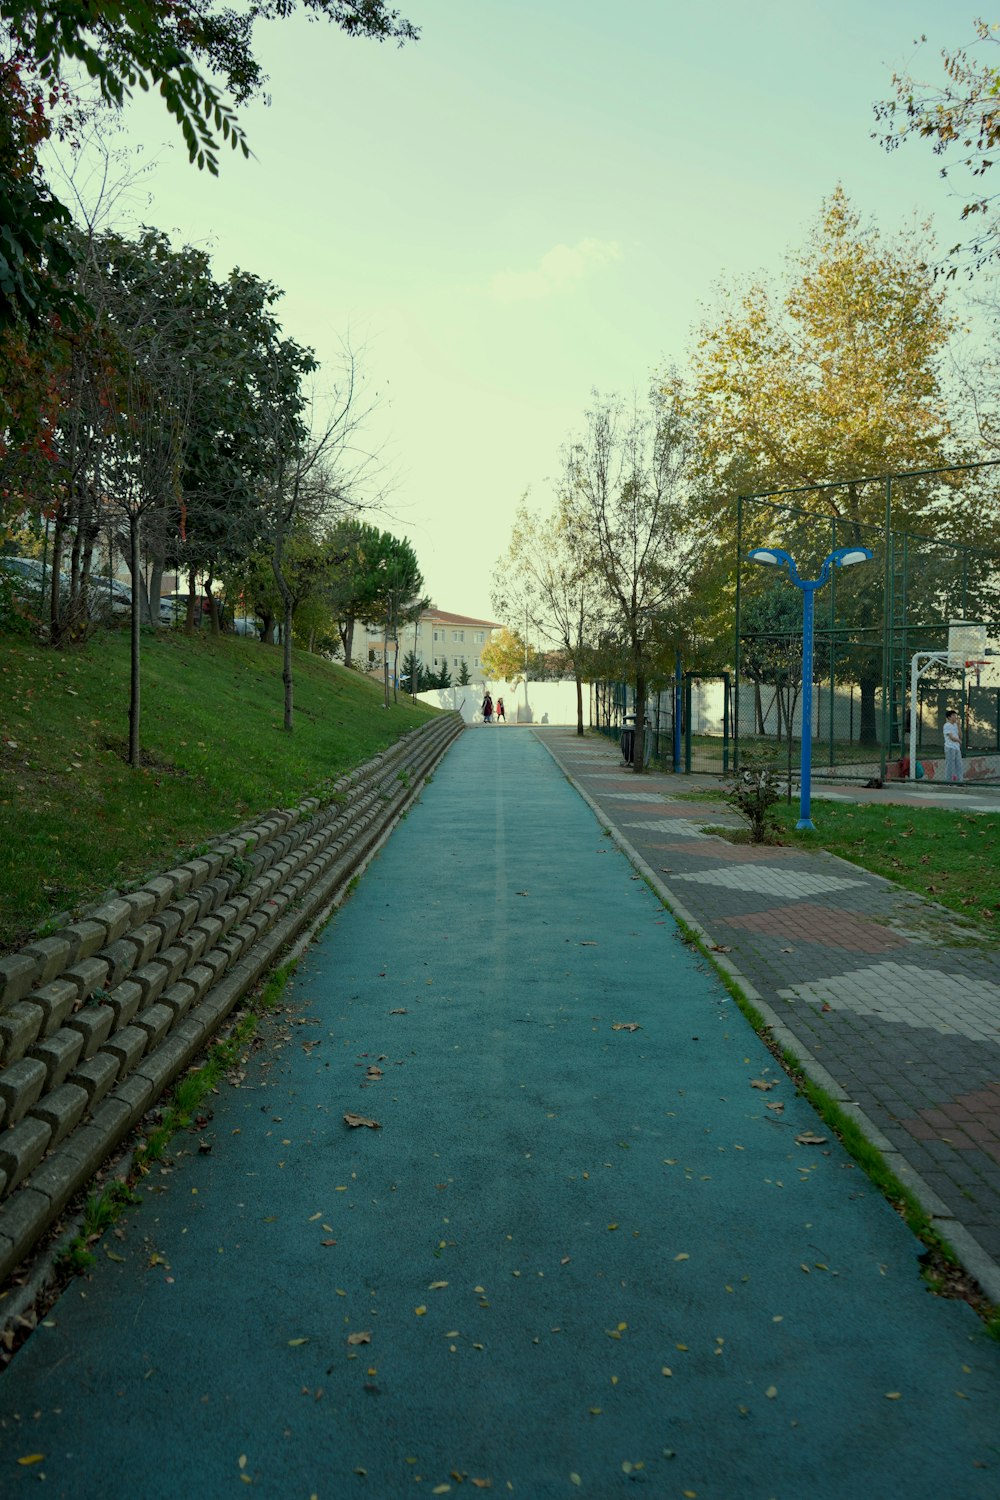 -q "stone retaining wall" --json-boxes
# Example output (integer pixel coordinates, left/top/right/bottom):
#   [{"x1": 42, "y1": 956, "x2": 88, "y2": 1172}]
[{"x1": 0, "y1": 713, "x2": 463, "y2": 1284}]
